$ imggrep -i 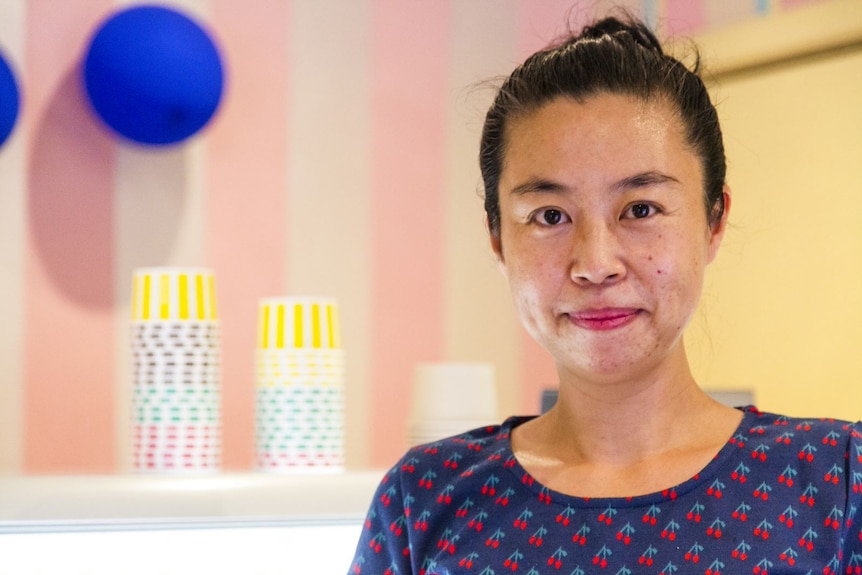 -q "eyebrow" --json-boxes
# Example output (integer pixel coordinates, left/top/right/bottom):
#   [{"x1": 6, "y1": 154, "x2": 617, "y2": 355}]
[
  {"x1": 509, "y1": 179, "x2": 566, "y2": 196},
  {"x1": 611, "y1": 171, "x2": 680, "y2": 192},
  {"x1": 508, "y1": 171, "x2": 679, "y2": 196}
]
